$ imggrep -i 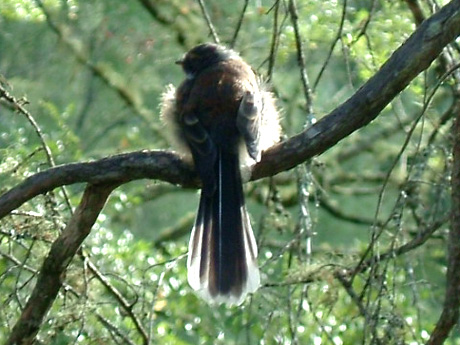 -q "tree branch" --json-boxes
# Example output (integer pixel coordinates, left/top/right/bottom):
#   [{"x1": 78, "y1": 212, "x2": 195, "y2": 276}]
[
  {"x1": 1, "y1": 1, "x2": 460, "y2": 222},
  {"x1": 5, "y1": 183, "x2": 116, "y2": 345},
  {"x1": 0, "y1": 150, "x2": 194, "y2": 219},
  {"x1": 252, "y1": 0, "x2": 460, "y2": 178},
  {"x1": 196, "y1": 0, "x2": 220, "y2": 44}
]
